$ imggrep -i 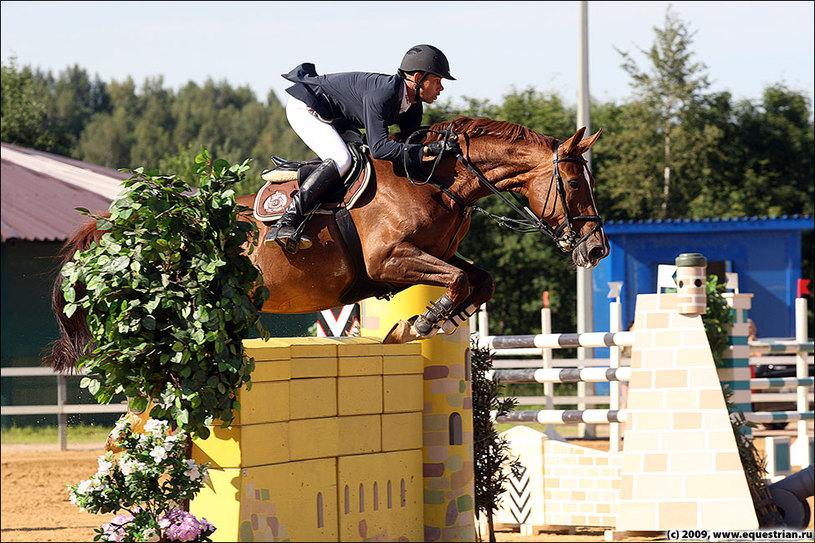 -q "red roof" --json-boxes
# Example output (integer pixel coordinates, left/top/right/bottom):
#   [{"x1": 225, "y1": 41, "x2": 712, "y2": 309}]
[{"x1": 1, "y1": 143, "x2": 129, "y2": 242}]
